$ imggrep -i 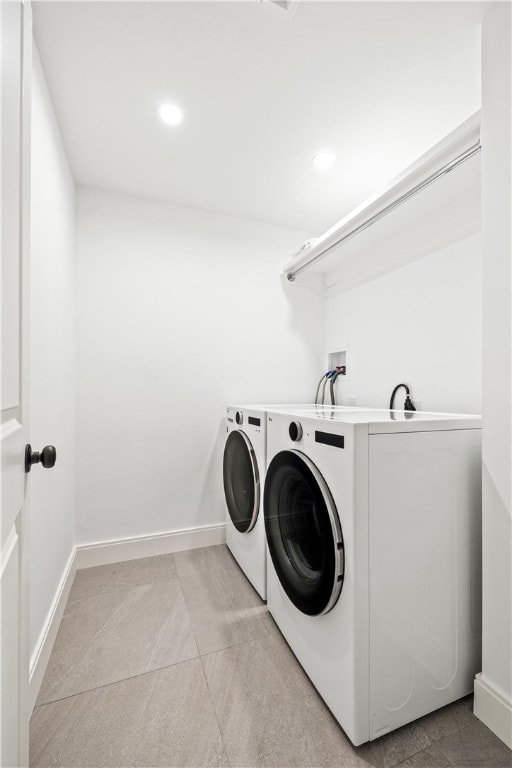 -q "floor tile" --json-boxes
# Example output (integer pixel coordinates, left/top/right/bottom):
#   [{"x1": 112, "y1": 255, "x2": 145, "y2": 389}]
[
  {"x1": 174, "y1": 544, "x2": 240, "y2": 579},
  {"x1": 435, "y1": 718, "x2": 512, "y2": 767},
  {"x1": 394, "y1": 744, "x2": 453, "y2": 767},
  {"x1": 202, "y1": 630, "x2": 316, "y2": 708},
  {"x1": 37, "y1": 579, "x2": 198, "y2": 705},
  {"x1": 202, "y1": 616, "x2": 437, "y2": 768},
  {"x1": 180, "y1": 561, "x2": 271, "y2": 654},
  {"x1": 358, "y1": 721, "x2": 432, "y2": 768},
  {"x1": 69, "y1": 554, "x2": 177, "y2": 599},
  {"x1": 209, "y1": 686, "x2": 375, "y2": 768},
  {"x1": 355, "y1": 697, "x2": 478, "y2": 767},
  {"x1": 30, "y1": 659, "x2": 229, "y2": 768},
  {"x1": 448, "y1": 695, "x2": 479, "y2": 731},
  {"x1": 31, "y1": 547, "x2": 511, "y2": 768},
  {"x1": 415, "y1": 701, "x2": 463, "y2": 744},
  {"x1": 203, "y1": 636, "x2": 376, "y2": 768}
]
